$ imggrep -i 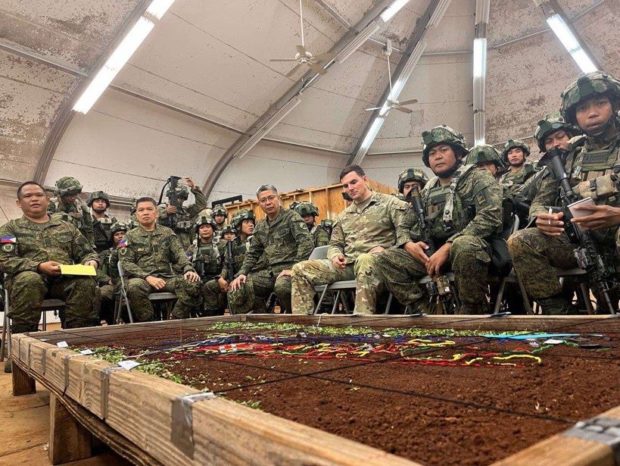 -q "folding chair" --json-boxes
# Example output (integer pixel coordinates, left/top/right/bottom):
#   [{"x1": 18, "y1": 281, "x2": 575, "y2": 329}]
[{"x1": 114, "y1": 261, "x2": 135, "y2": 324}]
